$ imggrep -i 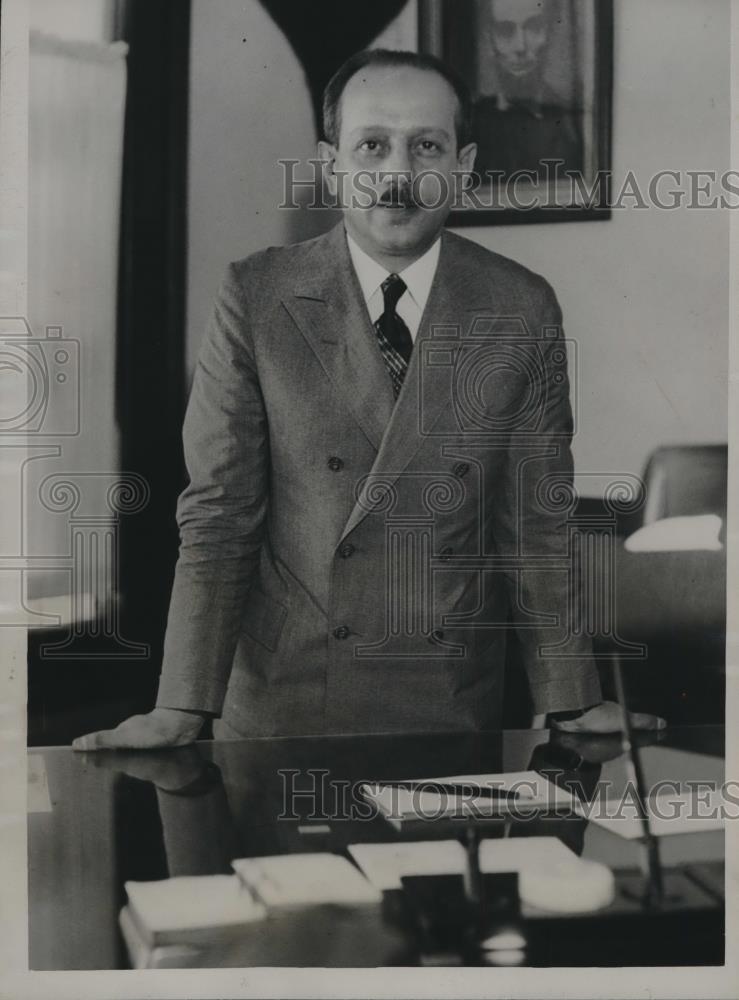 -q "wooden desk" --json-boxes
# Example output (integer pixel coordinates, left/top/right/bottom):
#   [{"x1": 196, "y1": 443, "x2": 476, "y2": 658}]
[{"x1": 28, "y1": 725, "x2": 725, "y2": 969}]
